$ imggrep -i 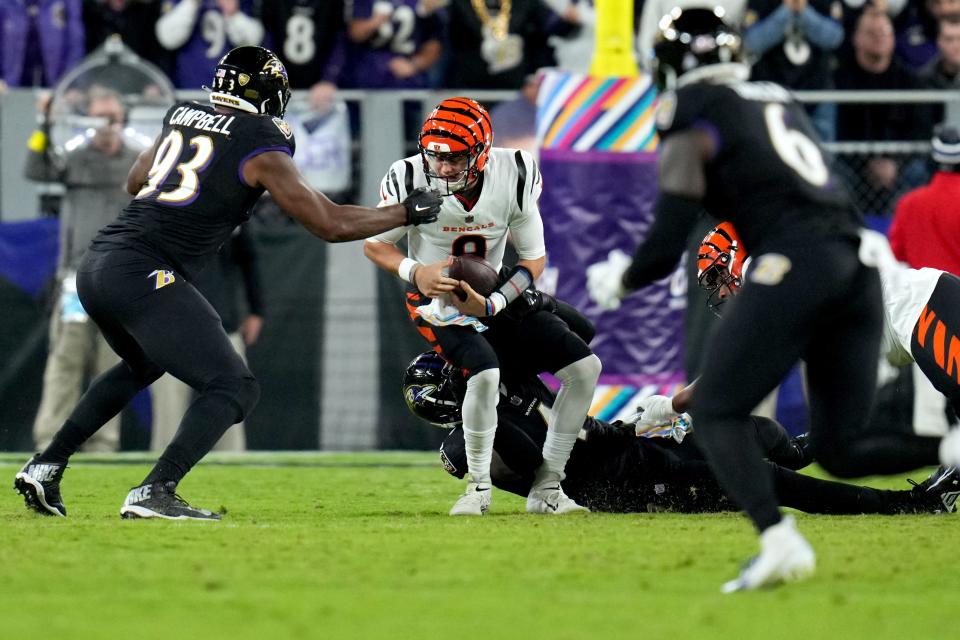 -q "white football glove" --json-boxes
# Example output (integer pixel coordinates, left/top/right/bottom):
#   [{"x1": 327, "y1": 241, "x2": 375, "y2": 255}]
[
  {"x1": 622, "y1": 394, "x2": 680, "y2": 436},
  {"x1": 586, "y1": 249, "x2": 632, "y2": 310}
]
